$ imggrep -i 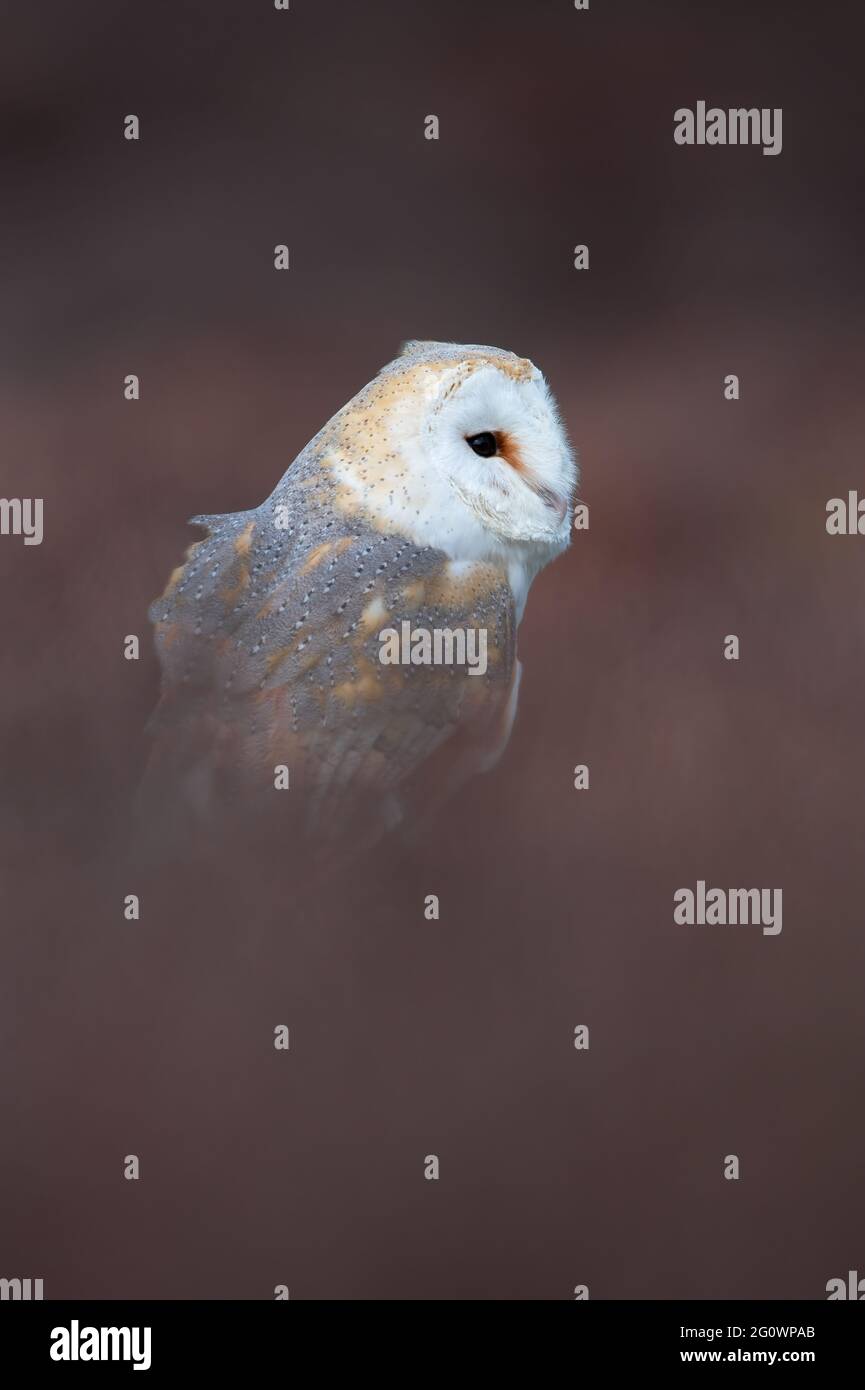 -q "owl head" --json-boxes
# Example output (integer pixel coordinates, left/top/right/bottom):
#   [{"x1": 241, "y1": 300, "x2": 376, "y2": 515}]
[{"x1": 325, "y1": 341, "x2": 578, "y2": 585}]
